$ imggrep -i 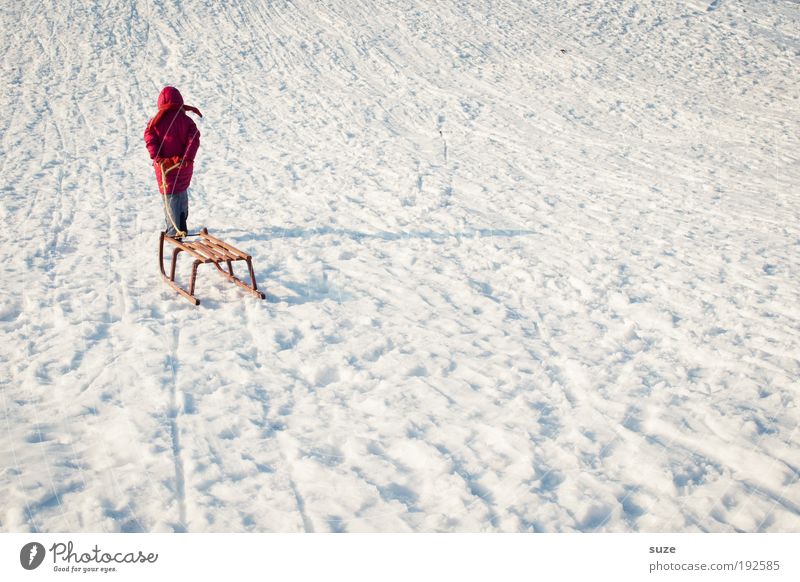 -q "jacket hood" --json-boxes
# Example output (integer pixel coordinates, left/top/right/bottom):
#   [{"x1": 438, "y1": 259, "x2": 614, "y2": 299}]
[
  {"x1": 148, "y1": 87, "x2": 202, "y2": 130},
  {"x1": 158, "y1": 86, "x2": 184, "y2": 108}
]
